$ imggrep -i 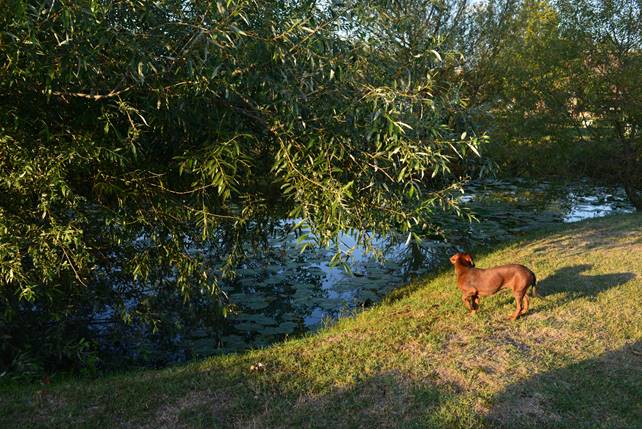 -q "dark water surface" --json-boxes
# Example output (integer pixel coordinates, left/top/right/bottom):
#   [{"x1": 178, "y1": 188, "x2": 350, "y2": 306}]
[{"x1": 182, "y1": 178, "x2": 633, "y2": 358}]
